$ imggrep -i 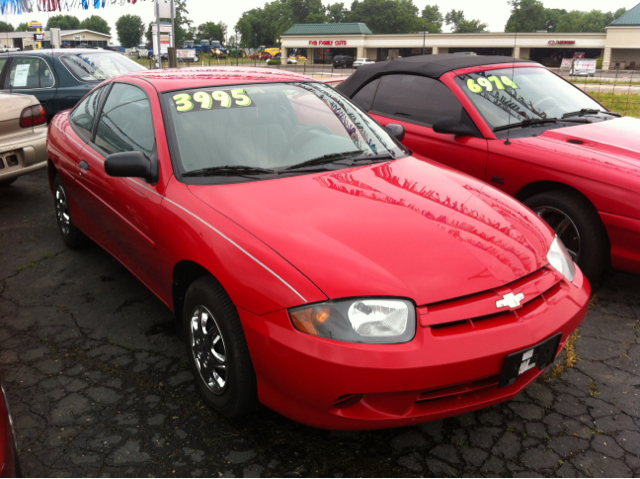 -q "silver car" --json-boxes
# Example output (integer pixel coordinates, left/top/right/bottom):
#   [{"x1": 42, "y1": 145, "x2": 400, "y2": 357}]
[{"x1": 0, "y1": 92, "x2": 47, "y2": 187}]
